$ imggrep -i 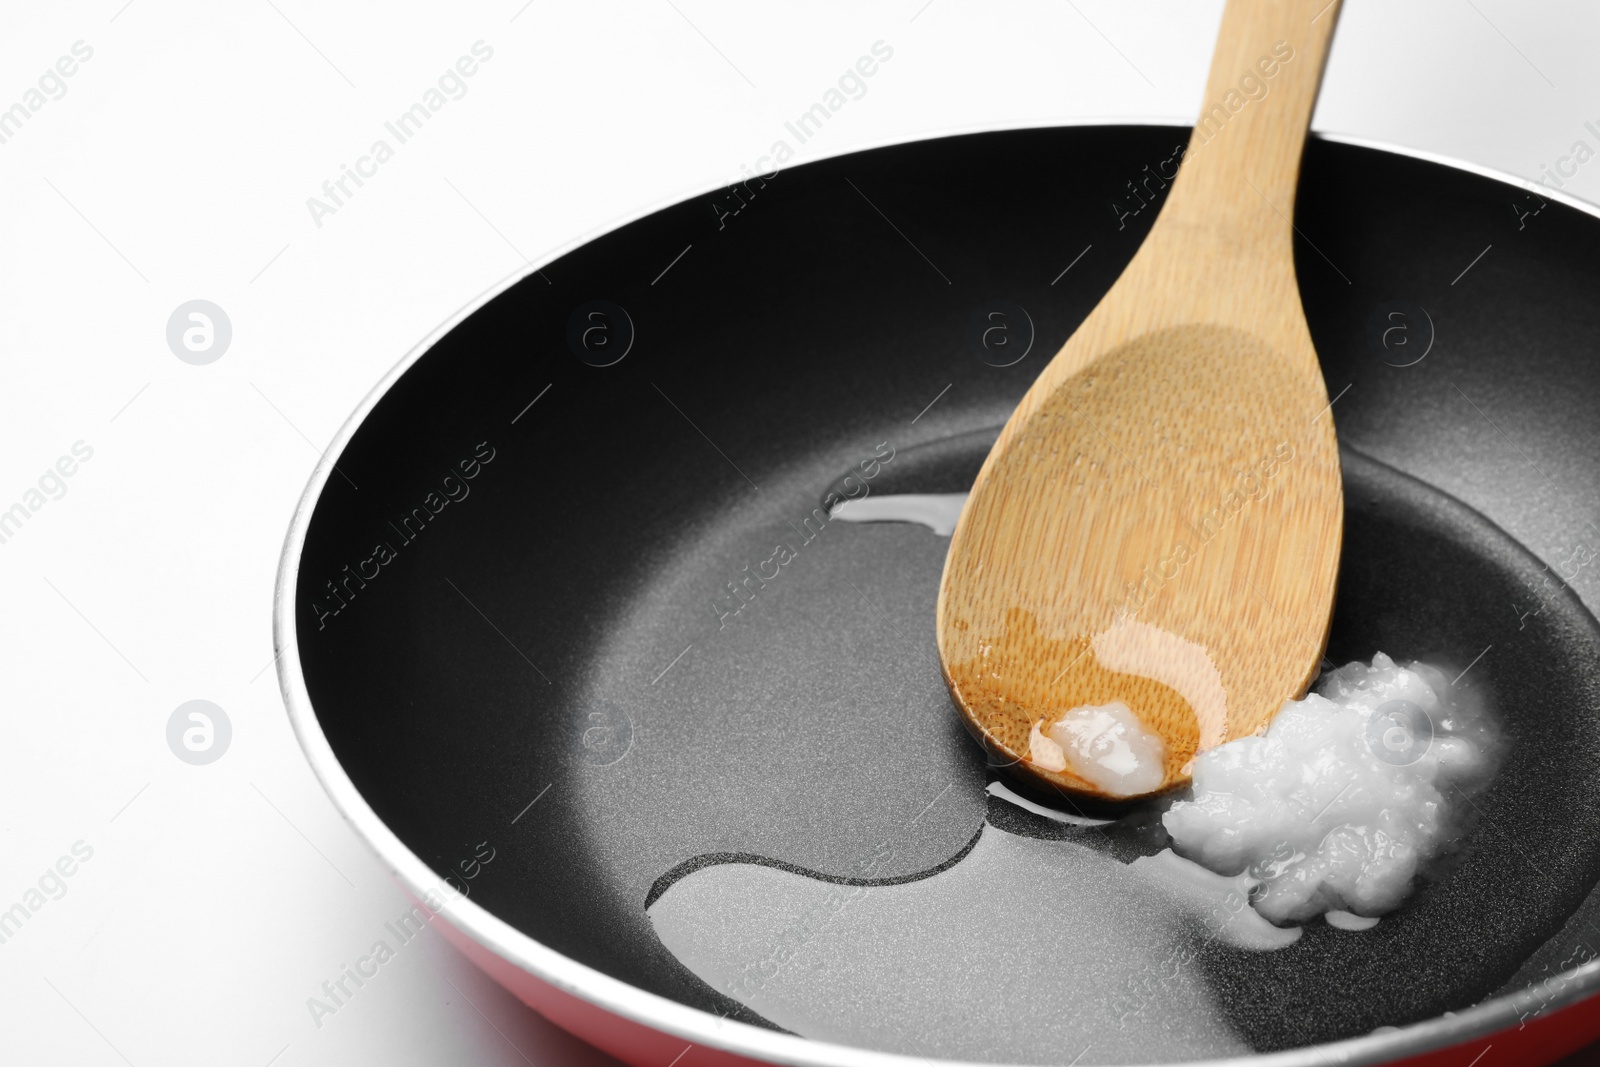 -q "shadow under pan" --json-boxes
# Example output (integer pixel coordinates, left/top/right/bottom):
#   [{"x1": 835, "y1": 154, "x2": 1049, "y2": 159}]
[{"x1": 290, "y1": 125, "x2": 1600, "y2": 1062}]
